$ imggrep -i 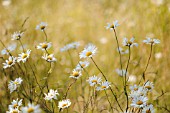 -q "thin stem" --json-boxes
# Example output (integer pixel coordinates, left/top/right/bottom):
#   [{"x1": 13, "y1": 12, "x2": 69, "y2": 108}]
[
  {"x1": 124, "y1": 46, "x2": 131, "y2": 112},
  {"x1": 43, "y1": 30, "x2": 48, "y2": 41},
  {"x1": 104, "y1": 90, "x2": 113, "y2": 113},
  {"x1": 19, "y1": 39, "x2": 25, "y2": 52},
  {"x1": 90, "y1": 57, "x2": 123, "y2": 112}
]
